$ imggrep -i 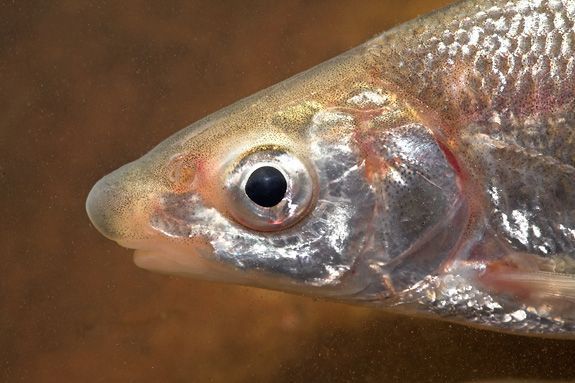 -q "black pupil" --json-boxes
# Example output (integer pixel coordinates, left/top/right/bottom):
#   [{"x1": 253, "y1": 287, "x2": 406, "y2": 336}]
[{"x1": 245, "y1": 166, "x2": 287, "y2": 207}]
